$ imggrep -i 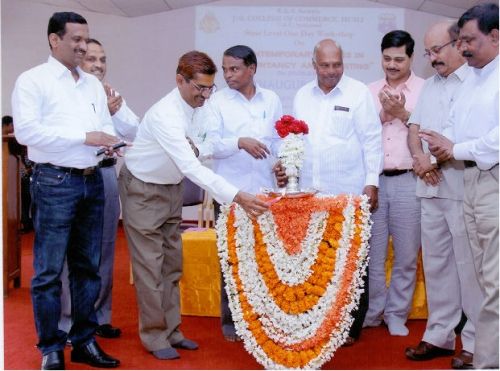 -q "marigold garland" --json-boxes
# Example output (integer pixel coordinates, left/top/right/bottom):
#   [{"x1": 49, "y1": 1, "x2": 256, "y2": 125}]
[{"x1": 216, "y1": 194, "x2": 372, "y2": 369}]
